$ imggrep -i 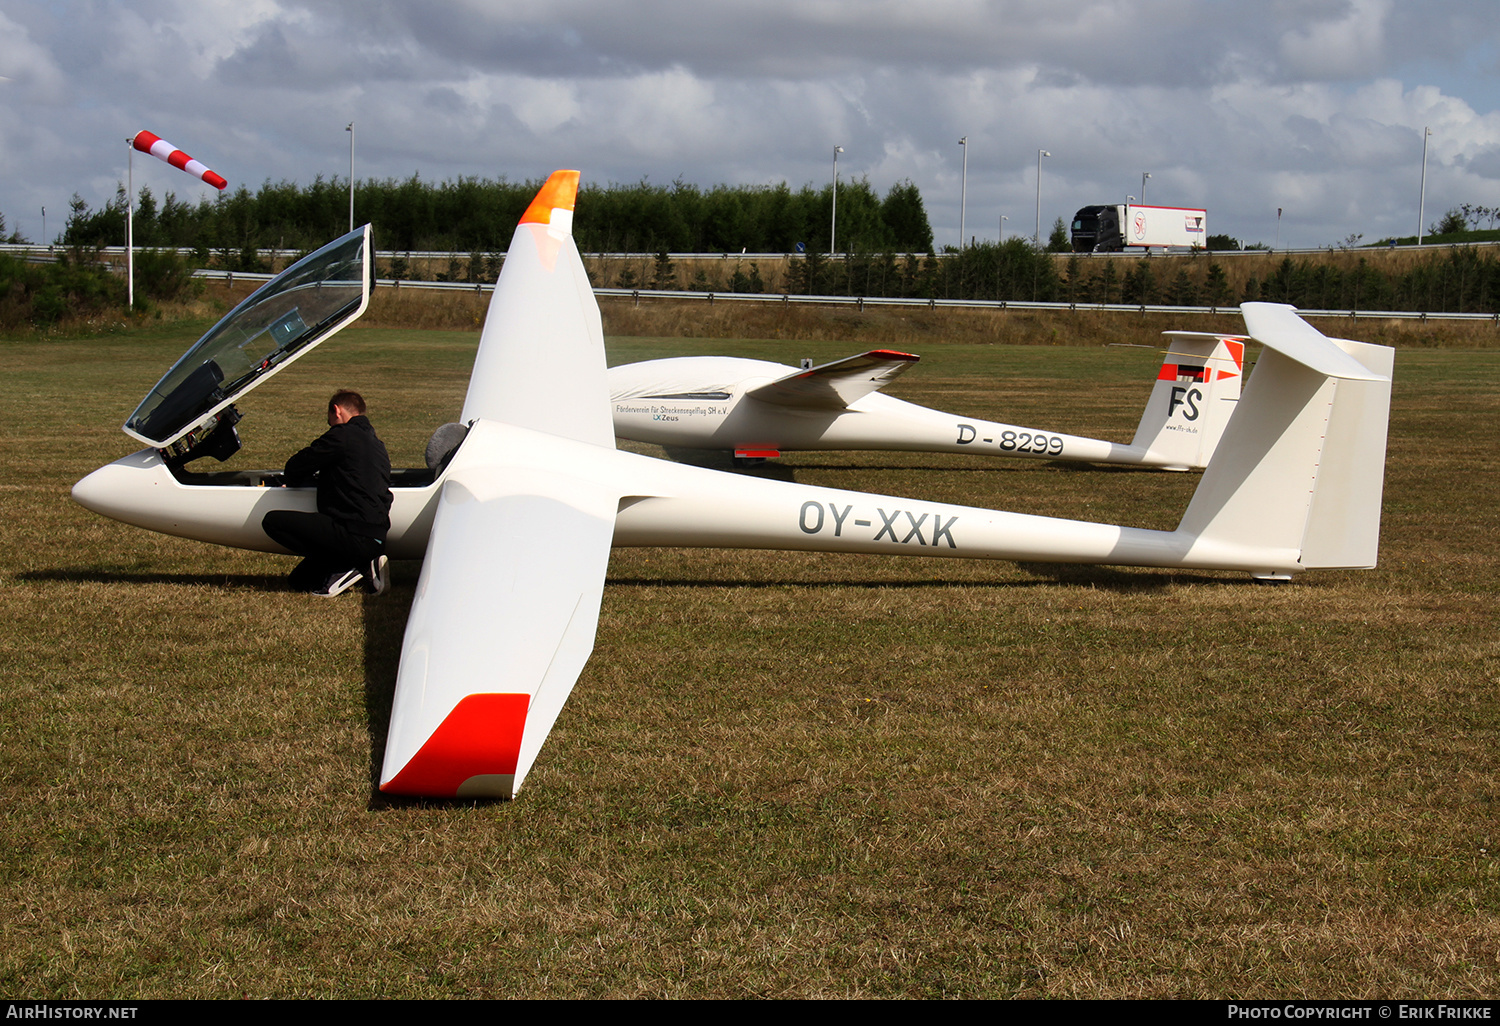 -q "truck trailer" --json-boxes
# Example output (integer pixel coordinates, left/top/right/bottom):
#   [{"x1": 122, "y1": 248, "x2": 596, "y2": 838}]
[{"x1": 1072, "y1": 204, "x2": 1208, "y2": 252}]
